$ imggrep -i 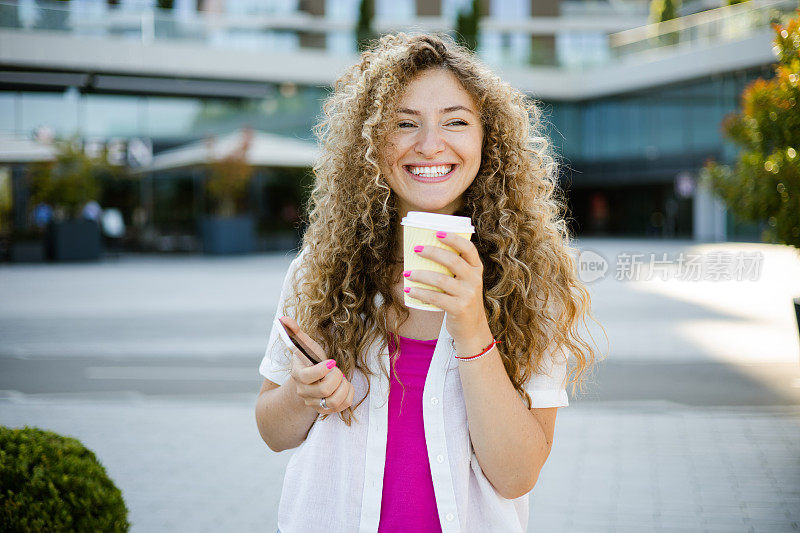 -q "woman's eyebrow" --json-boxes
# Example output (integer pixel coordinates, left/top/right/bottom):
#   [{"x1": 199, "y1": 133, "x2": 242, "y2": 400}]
[{"x1": 398, "y1": 105, "x2": 476, "y2": 116}]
